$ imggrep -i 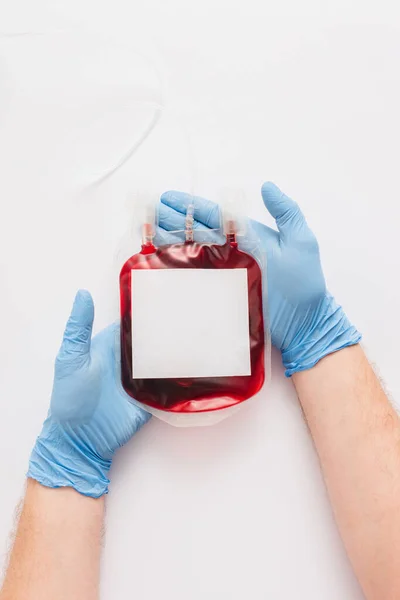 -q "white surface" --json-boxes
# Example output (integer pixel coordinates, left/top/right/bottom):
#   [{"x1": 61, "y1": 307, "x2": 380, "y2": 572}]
[
  {"x1": 131, "y1": 268, "x2": 251, "y2": 378},
  {"x1": 1, "y1": 1, "x2": 400, "y2": 599}
]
